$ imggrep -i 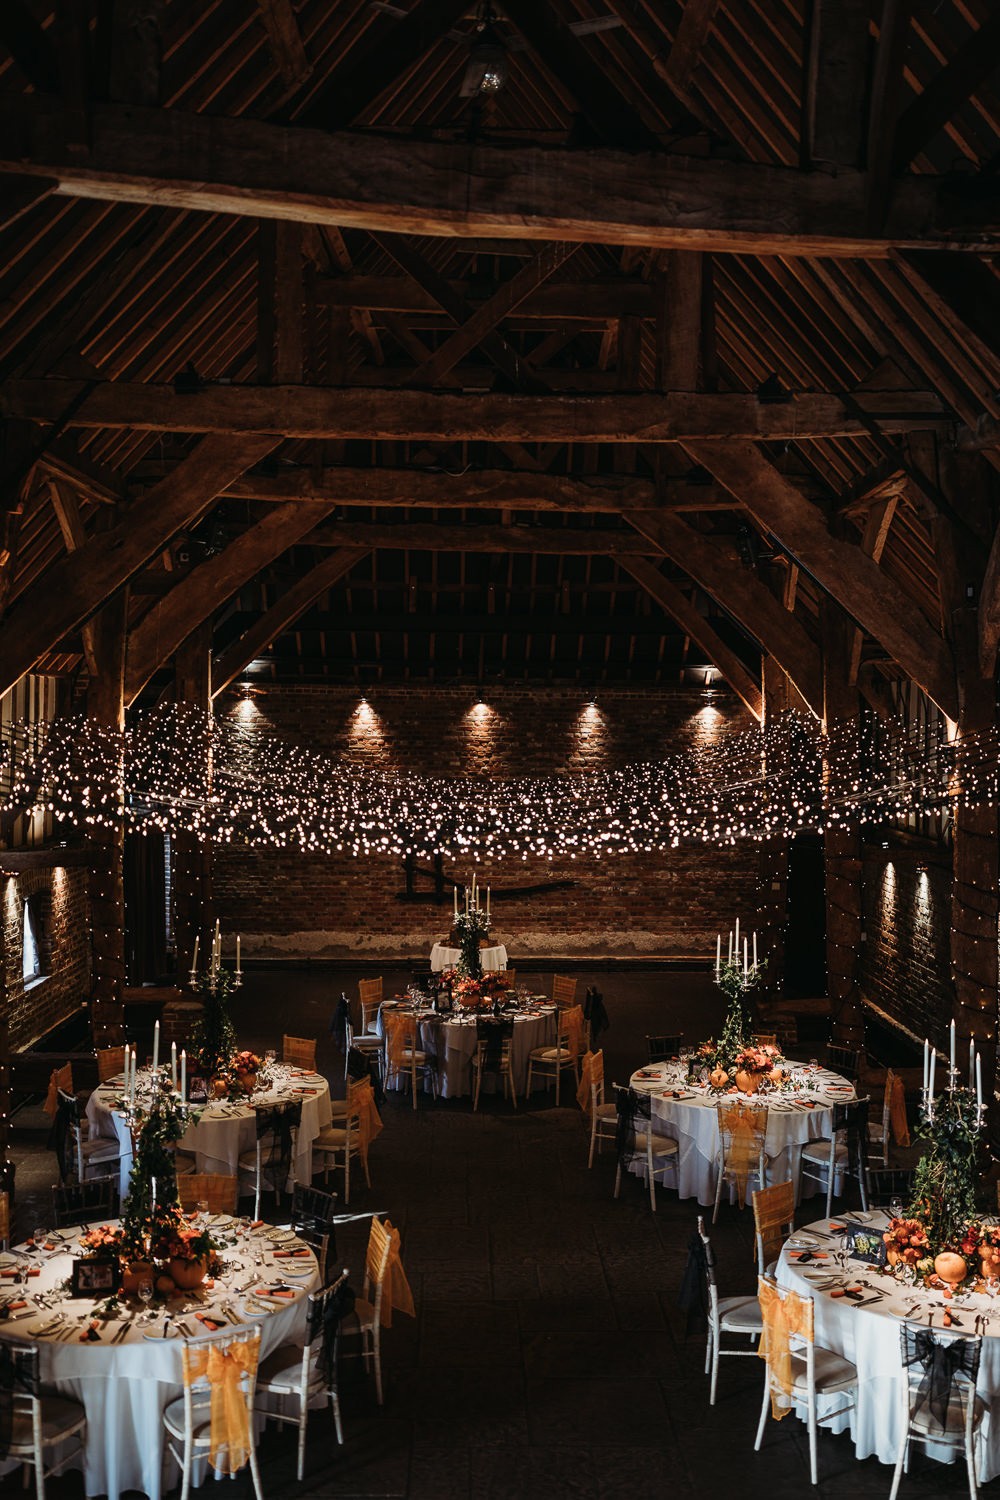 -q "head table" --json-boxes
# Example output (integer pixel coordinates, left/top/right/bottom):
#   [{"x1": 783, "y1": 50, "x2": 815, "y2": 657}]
[
  {"x1": 778, "y1": 1212, "x2": 1000, "y2": 1481},
  {"x1": 0, "y1": 1217, "x2": 319, "y2": 1500},
  {"x1": 376, "y1": 997, "x2": 558, "y2": 1098},
  {"x1": 87, "y1": 1063, "x2": 333, "y2": 1199},
  {"x1": 628, "y1": 1060, "x2": 856, "y2": 1207}
]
